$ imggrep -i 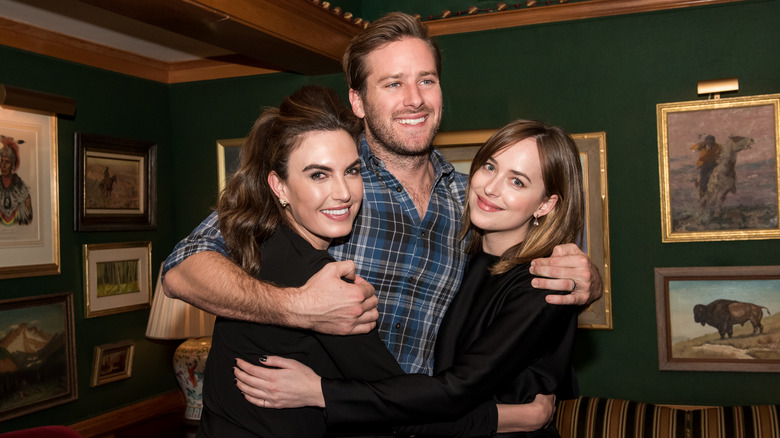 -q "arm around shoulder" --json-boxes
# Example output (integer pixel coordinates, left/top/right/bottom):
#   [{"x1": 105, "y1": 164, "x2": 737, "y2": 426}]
[{"x1": 163, "y1": 252, "x2": 378, "y2": 334}]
